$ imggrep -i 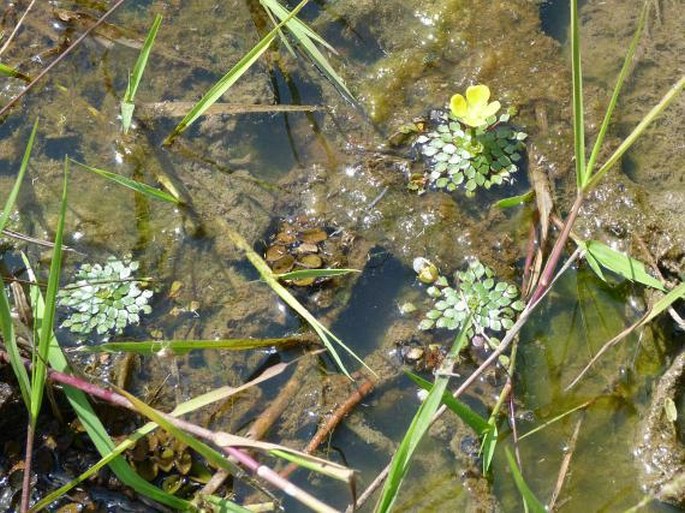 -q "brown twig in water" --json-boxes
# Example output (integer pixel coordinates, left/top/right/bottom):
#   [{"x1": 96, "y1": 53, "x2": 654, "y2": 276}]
[
  {"x1": 281, "y1": 376, "x2": 376, "y2": 480},
  {"x1": 0, "y1": 0, "x2": 37, "y2": 56},
  {"x1": 0, "y1": 0, "x2": 127, "y2": 120},
  {"x1": 549, "y1": 413, "x2": 584, "y2": 510}
]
